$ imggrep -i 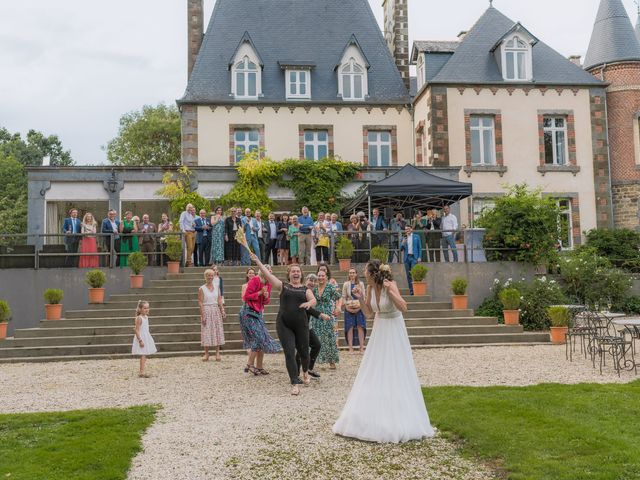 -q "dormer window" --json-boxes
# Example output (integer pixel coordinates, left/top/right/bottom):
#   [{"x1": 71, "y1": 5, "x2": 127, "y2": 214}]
[
  {"x1": 286, "y1": 70, "x2": 310, "y2": 99},
  {"x1": 504, "y1": 36, "x2": 529, "y2": 81},
  {"x1": 416, "y1": 53, "x2": 425, "y2": 90},
  {"x1": 337, "y1": 36, "x2": 369, "y2": 101},
  {"x1": 229, "y1": 32, "x2": 263, "y2": 100}
]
